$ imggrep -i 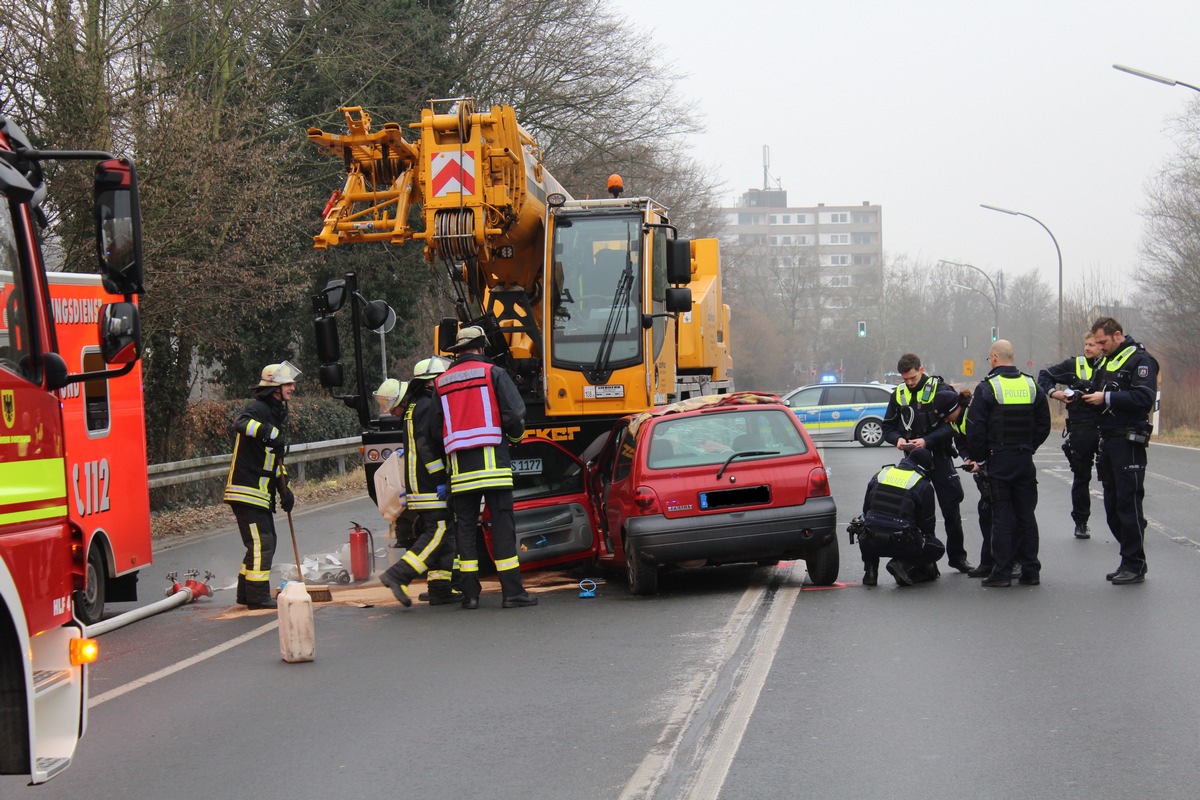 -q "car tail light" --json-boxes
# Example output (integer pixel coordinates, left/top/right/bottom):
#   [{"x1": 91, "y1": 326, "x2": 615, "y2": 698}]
[
  {"x1": 632, "y1": 486, "x2": 662, "y2": 515},
  {"x1": 809, "y1": 467, "x2": 830, "y2": 497}
]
